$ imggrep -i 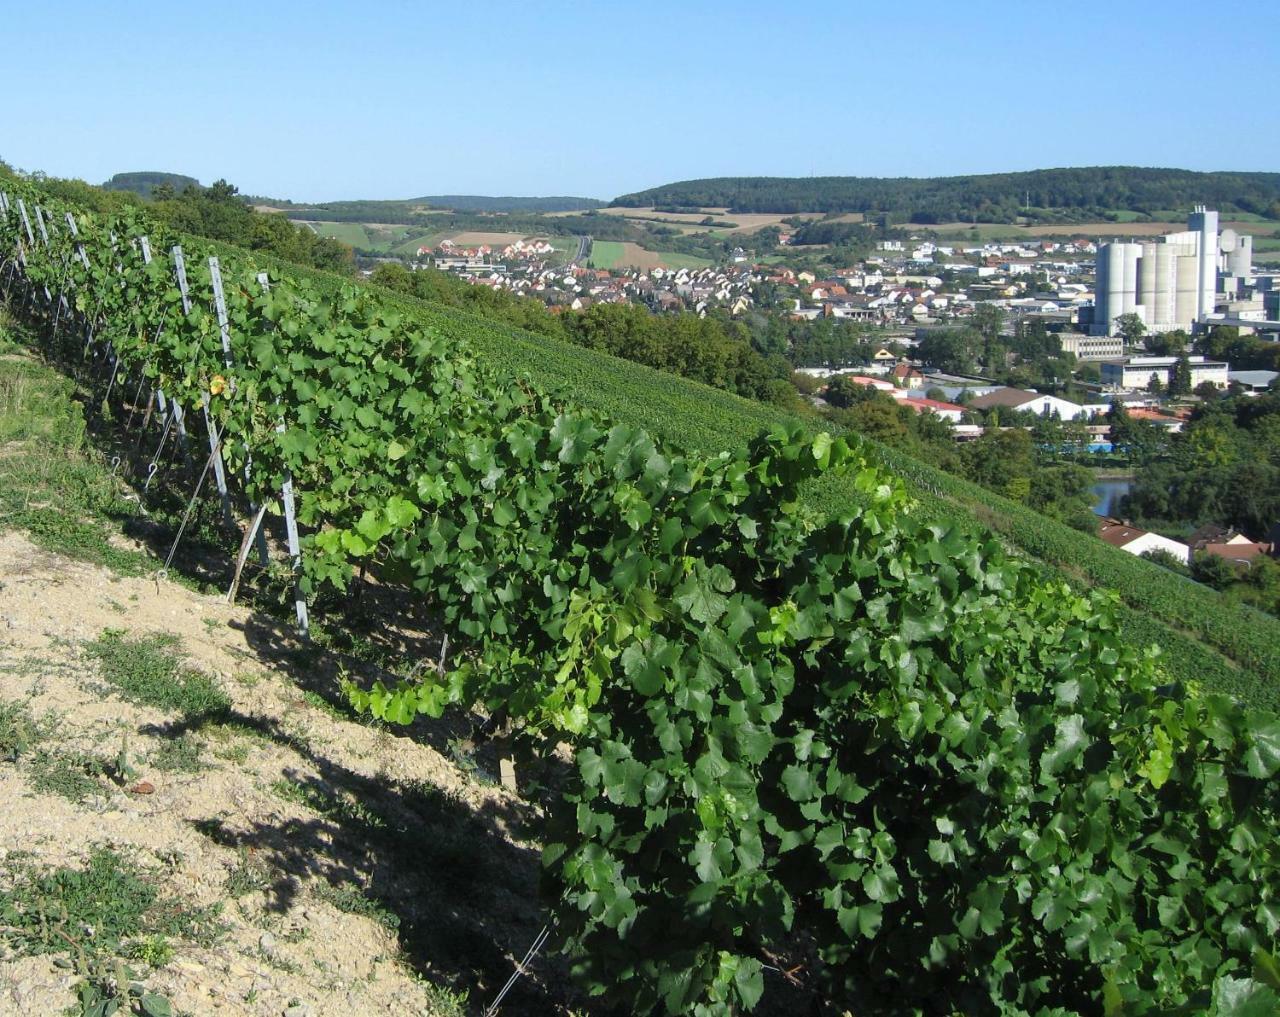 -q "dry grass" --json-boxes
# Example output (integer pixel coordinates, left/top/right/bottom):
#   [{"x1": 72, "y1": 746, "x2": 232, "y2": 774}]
[
  {"x1": 591, "y1": 242, "x2": 702, "y2": 270},
  {"x1": 597, "y1": 206, "x2": 719, "y2": 224}
]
